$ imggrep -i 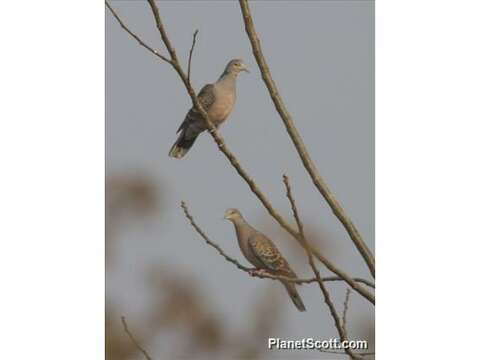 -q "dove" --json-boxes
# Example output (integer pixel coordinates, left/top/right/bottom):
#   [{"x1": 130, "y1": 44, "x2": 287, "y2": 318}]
[
  {"x1": 169, "y1": 59, "x2": 249, "y2": 158},
  {"x1": 224, "y1": 208, "x2": 306, "y2": 312}
]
